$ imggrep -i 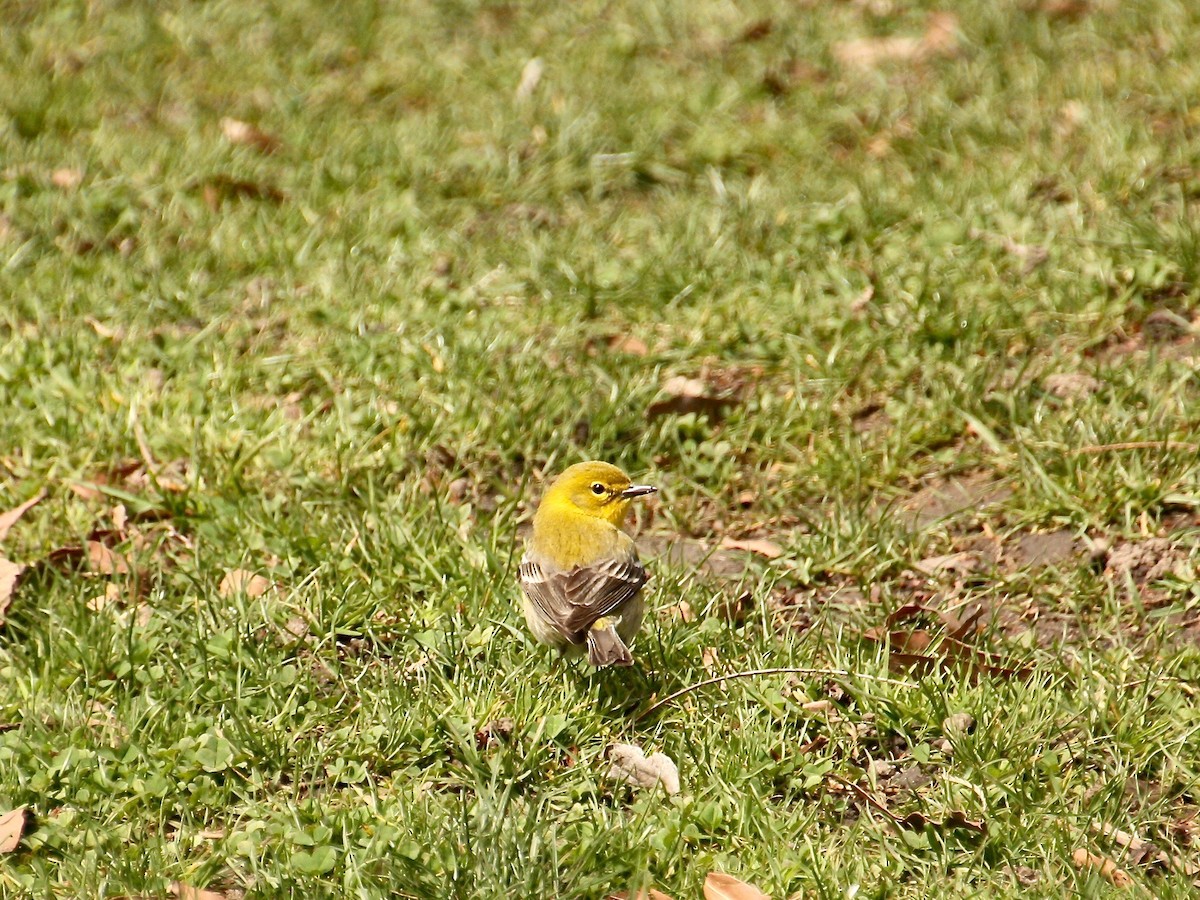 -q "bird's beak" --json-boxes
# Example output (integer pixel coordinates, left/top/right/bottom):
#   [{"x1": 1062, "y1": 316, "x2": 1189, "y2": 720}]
[{"x1": 621, "y1": 484, "x2": 657, "y2": 499}]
